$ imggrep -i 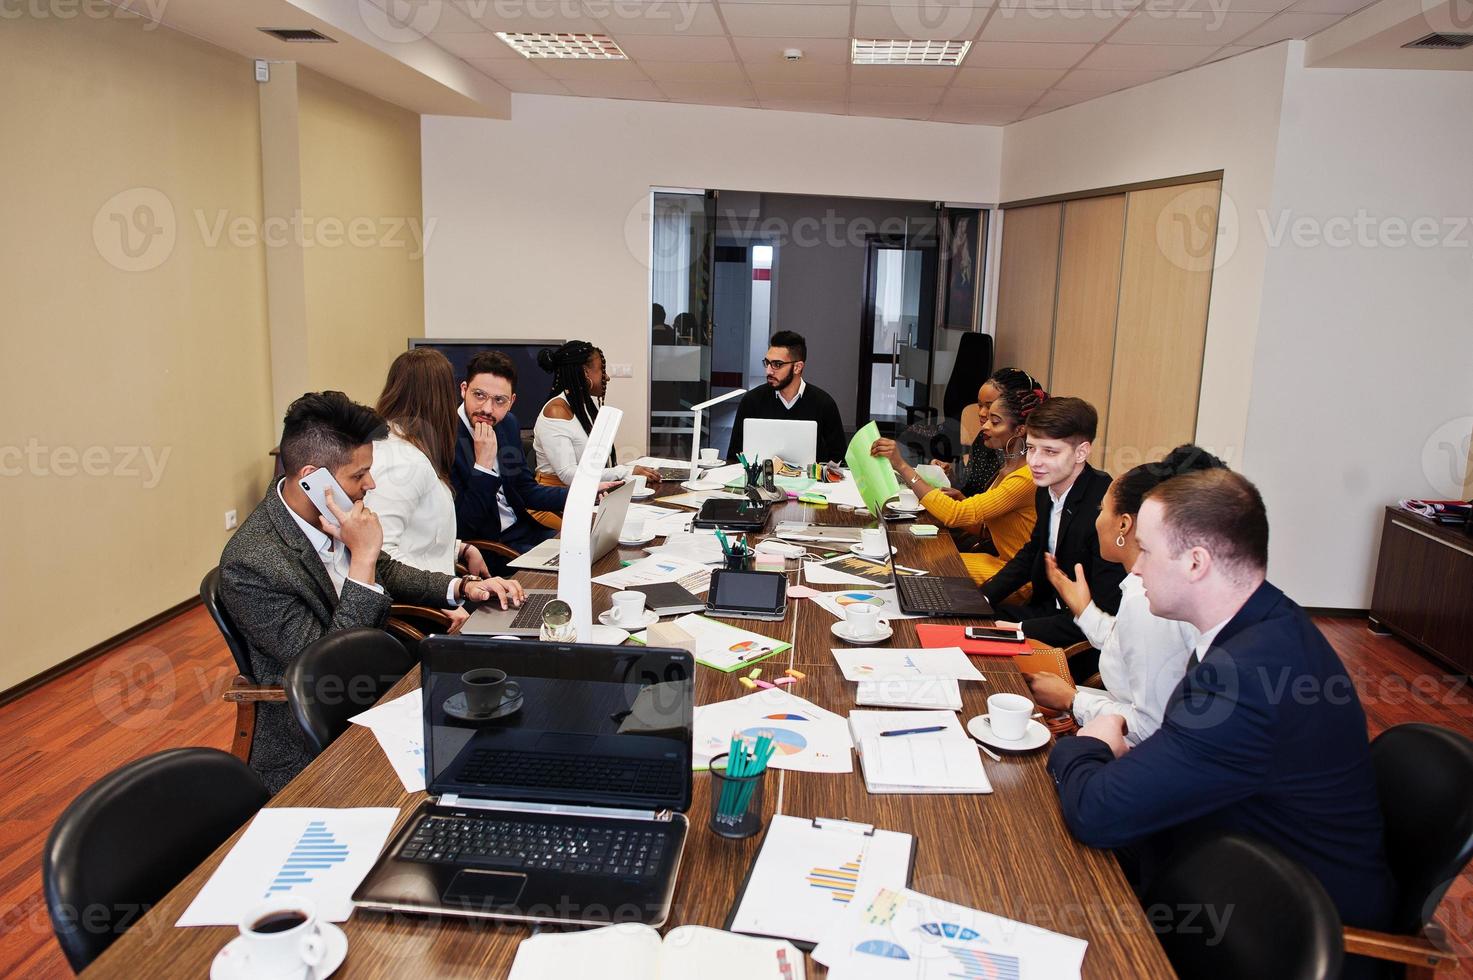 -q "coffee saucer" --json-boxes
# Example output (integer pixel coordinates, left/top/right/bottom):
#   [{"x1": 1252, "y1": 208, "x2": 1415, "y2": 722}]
[
  {"x1": 443, "y1": 684, "x2": 523, "y2": 723},
  {"x1": 212, "y1": 922, "x2": 347, "y2": 980},
  {"x1": 850, "y1": 544, "x2": 898, "y2": 558},
  {"x1": 966, "y1": 715, "x2": 1051, "y2": 752},
  {"x1": 831, "y1": 621, "x2": 893, "y2": 646},
  {"x1": 680, "y1": 479, "x2": 724, "y2": 491},
  {"x1": 618, "y1": 531, "x2": 656, "y2": 547},
  {"x1": 698, "y1": 458, "x2": 726, "y2": 468},
  {"x1": 600, "y1": 609, "x2": 659, "y2": 629},
  {"x1": 631, "y1": 487, "x2": 656, "y2": 500}
]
